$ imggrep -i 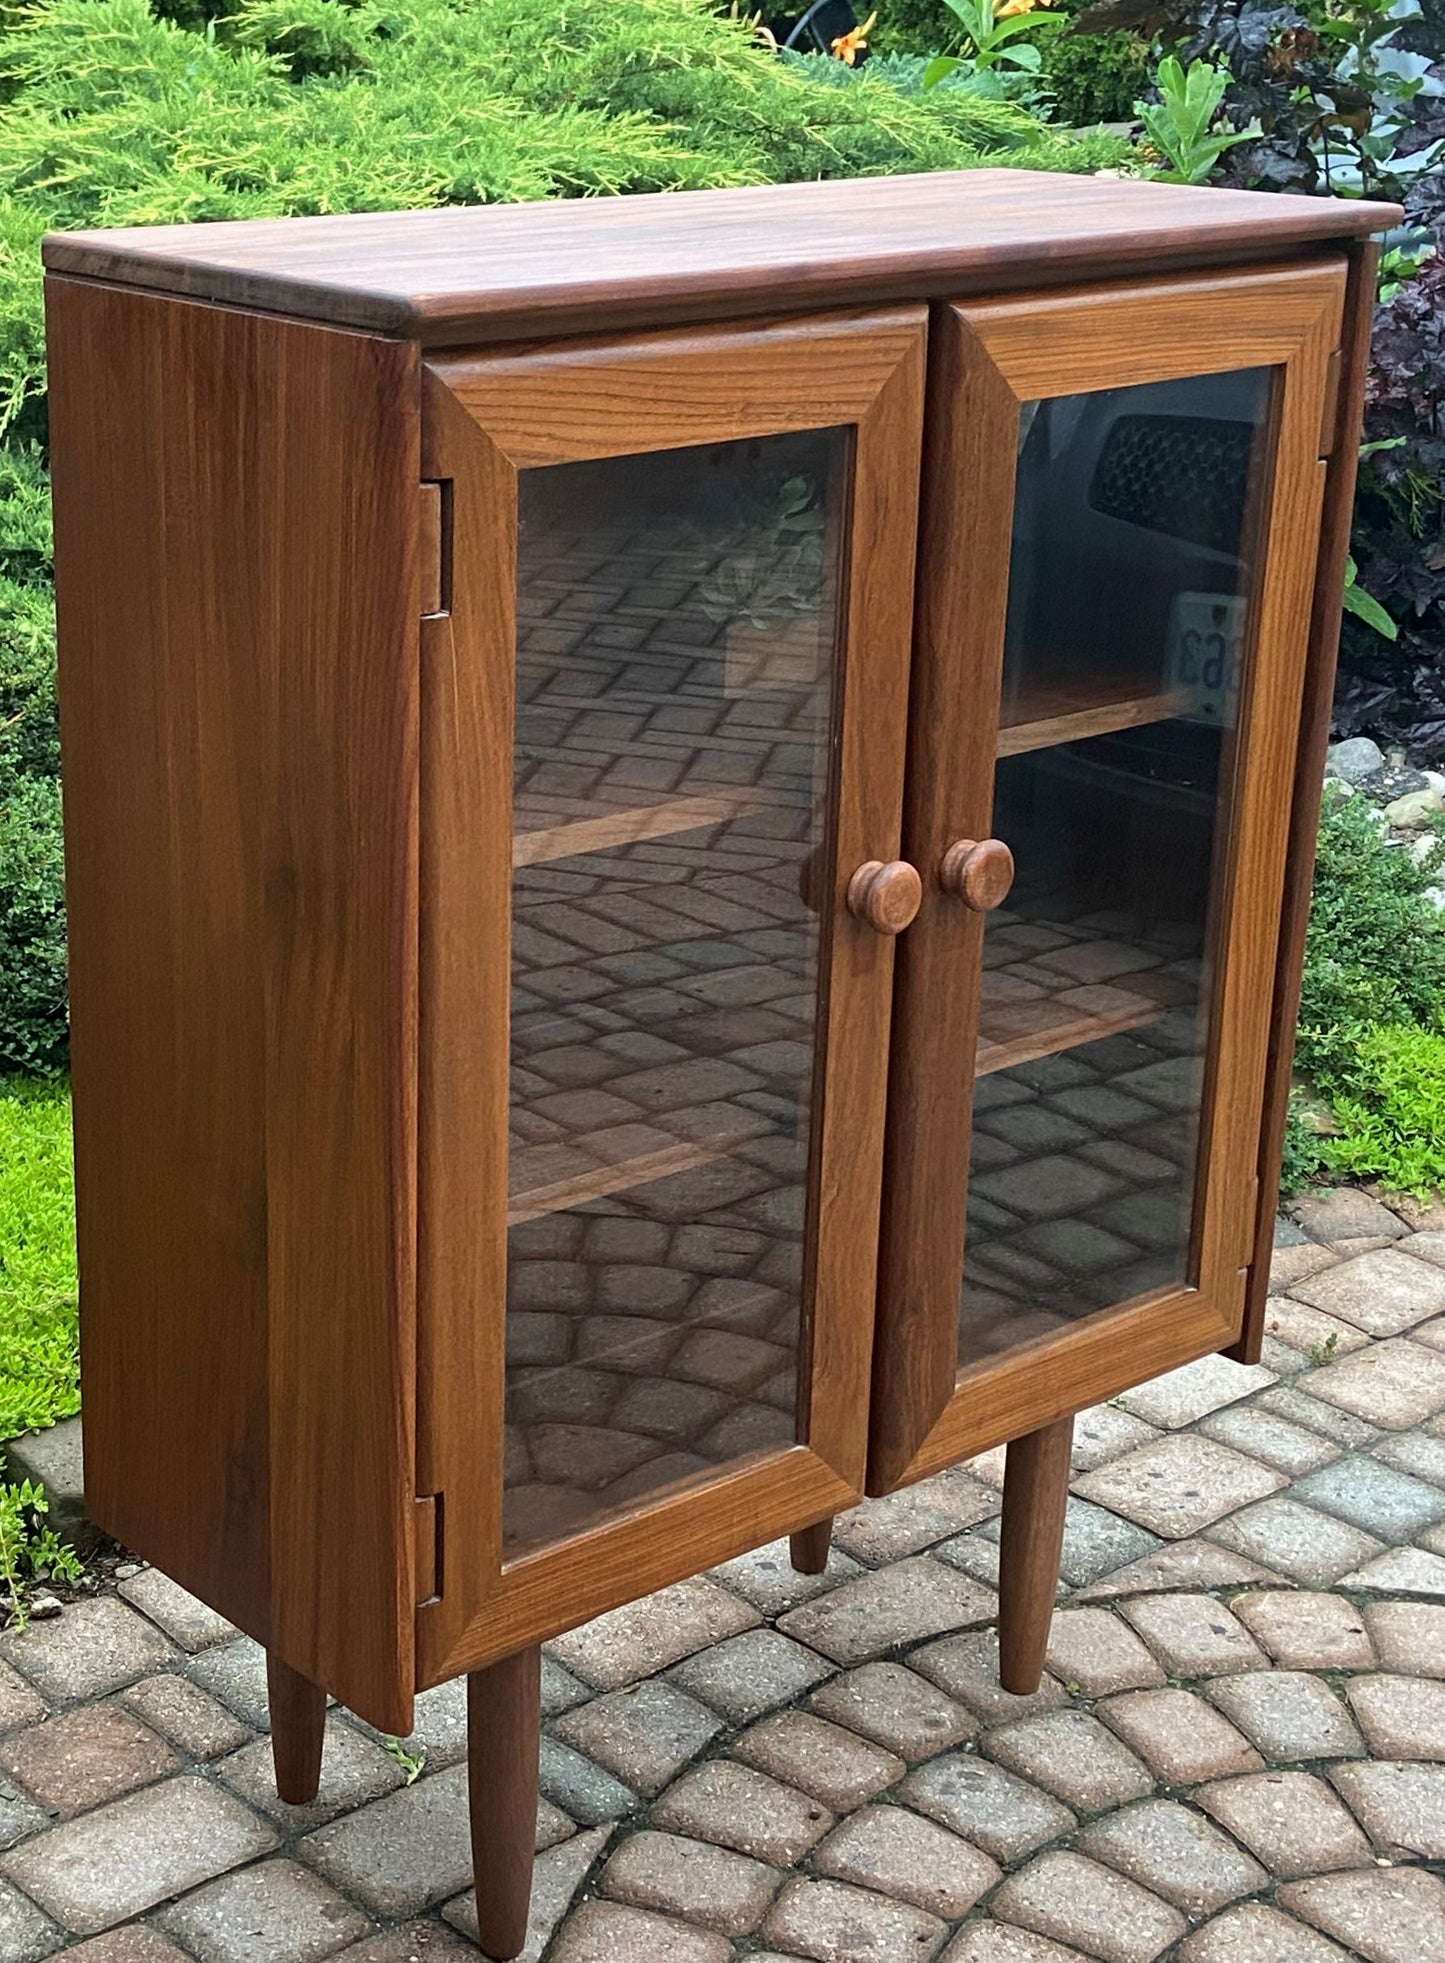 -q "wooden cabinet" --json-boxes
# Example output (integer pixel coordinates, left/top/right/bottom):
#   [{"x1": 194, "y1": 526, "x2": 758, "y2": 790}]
[{"x1": 45, "y1": 170, "x2": 1397, "y2": 1956}]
